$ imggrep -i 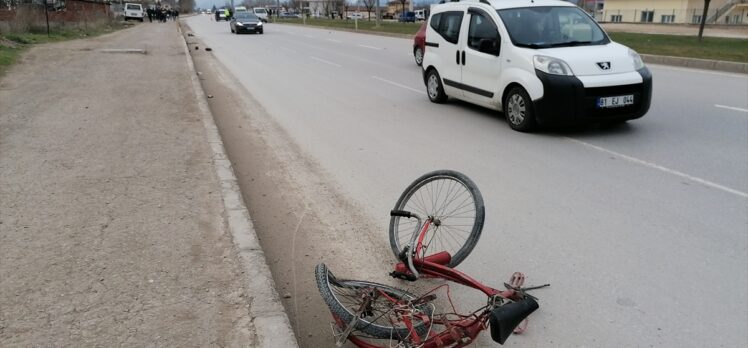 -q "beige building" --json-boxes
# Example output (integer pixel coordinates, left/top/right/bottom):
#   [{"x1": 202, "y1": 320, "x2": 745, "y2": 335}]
[{"x1": 602, "y1": 0, "x2": 747, "y2": 25}]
